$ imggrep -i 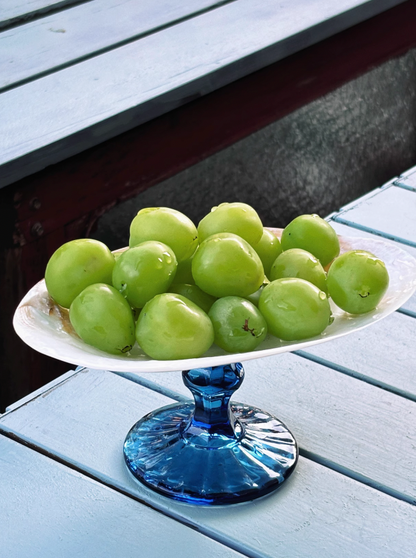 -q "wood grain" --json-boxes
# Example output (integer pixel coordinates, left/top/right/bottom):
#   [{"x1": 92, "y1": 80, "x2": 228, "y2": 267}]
[
  {"x1": 0, "y1": 0, "x2": 410, "y2": 188},
  {"x1": 0, "y1": 434, "x2": 243, "y2": 558},
  {"x1": 0, "y1": 0, "x2": 230, "y2": 90},
  {"x1": 295, "y1": 310, "x2": 416, "y2": 397},
  {"x1": 0, "y1": 0, "x2": 84, "y2": 29},
  {"x1": 334, "y1": 185, "x2": 416, "y2": 247}
]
